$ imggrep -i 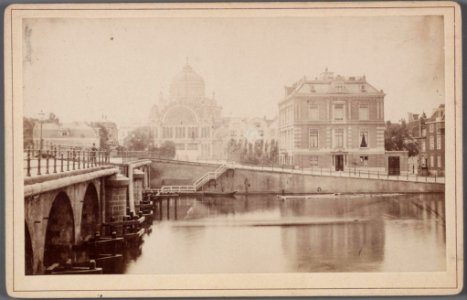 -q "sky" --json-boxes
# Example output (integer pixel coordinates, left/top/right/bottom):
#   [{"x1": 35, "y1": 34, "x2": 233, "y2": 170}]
[{"x1": 23, "y1": 15, "x2": 445, "y2": 125}]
